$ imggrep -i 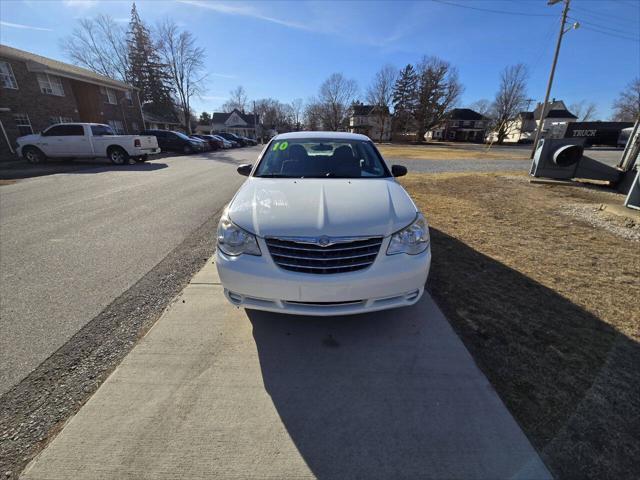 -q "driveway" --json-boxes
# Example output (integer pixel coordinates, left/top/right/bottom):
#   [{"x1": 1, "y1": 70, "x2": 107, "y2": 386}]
[{"x1": 21, "y1": 260, "x2": 551, "y2": 480}]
